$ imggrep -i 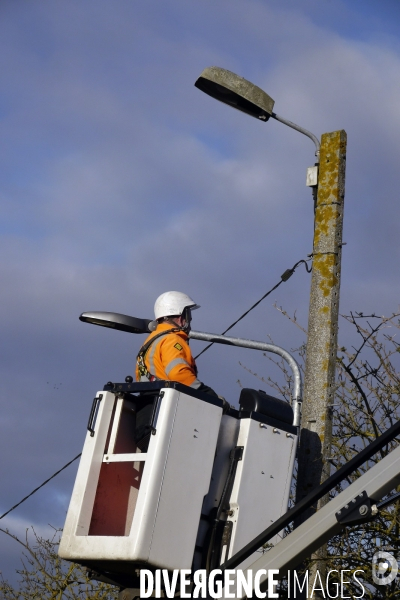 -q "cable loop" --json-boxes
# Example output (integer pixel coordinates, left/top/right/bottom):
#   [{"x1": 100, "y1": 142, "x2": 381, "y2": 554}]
[{"x1": 195, "y1": 256, "x2": 312, "y2": 359}]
